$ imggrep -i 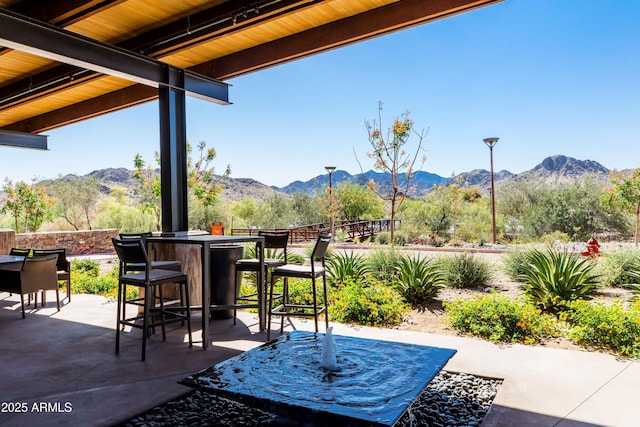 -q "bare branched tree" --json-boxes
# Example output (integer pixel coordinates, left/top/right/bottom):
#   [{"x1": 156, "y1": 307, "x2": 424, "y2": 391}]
[{"x1": 362, "y1": 101, "x2": 427, "y2": 242}]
